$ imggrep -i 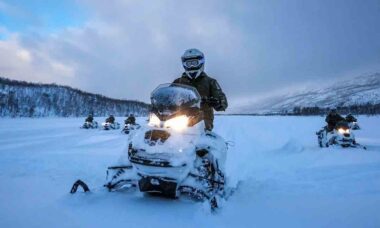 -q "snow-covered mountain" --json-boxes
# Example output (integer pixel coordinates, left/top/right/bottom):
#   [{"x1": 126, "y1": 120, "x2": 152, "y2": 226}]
[
  {"x1": 0, "y1": 77, "x2": 150, "y2": 117},
  {"x1": 237, "y1": 73, "x2": 380, "y2": 114}
]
